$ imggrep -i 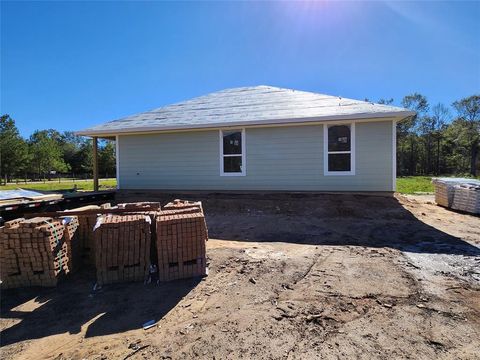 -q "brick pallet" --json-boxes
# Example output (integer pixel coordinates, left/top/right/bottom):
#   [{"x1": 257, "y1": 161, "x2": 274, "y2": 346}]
[
  {"x1": 93, "y1": 214, "x2": 152, "y2": 285},
  {"x1": 76, "y1": 213, "x2": 98, "y2": 264},
  {"x1": 67, "y1": 204, "x2": 111, "y2": 265},
  {"x1": 156, "y1": 207, "x2": 208, "y2": 282},
  {"x1": 0, "y1": 217, "x2": 75, "y2": 288}
]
